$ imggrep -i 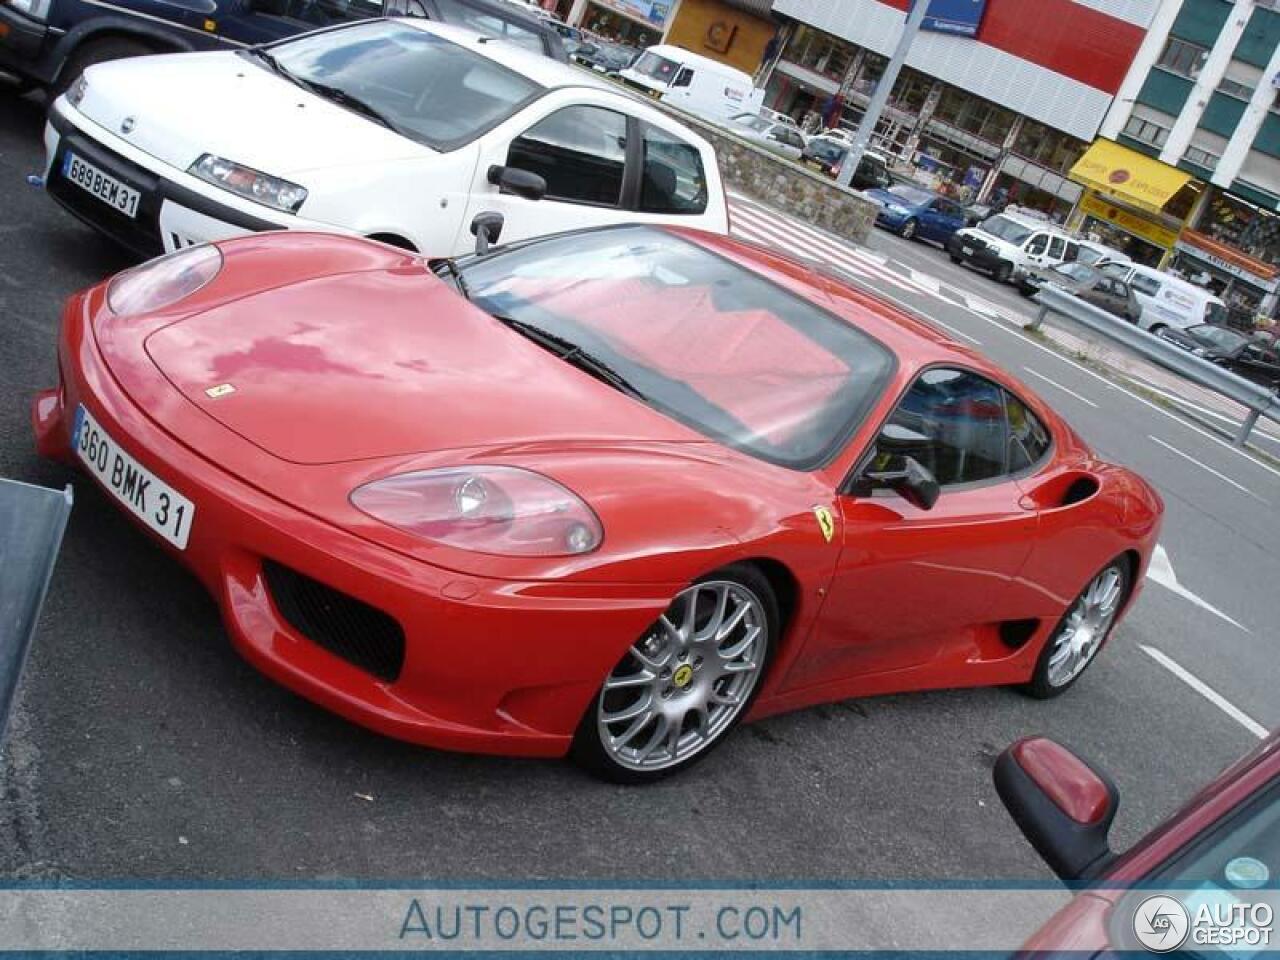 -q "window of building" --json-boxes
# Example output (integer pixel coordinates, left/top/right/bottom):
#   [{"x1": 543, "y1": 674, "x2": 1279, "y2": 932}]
[
  {"x1": 932, "y1": 88, "x2": 1015, "y2": 145},
  {"x1": 1193, "y1": 189, "x2": 1280, "y2": 266},
  {"x1": 1123, "y1": 115, "x2": 1170, "y2": 147},
  {"x1": 1010, "y1": 119, "x2": 1087, "y2": 175},
  {"x1": 1217, "y1": 77, "x2": 1255, "y2": 100},
  {"x1": 1184, "y1": 145, "x2": 1220, "y2": 170},
  {"x1": 783, "y1": 24, "x2": 856, "y2": 81},
  {"x1": 1157, "y1": 37, "x2": 1209, "y2": 77},
  {"x1": 889, "y1": 69, "x2": 932, "y2": 114}
]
